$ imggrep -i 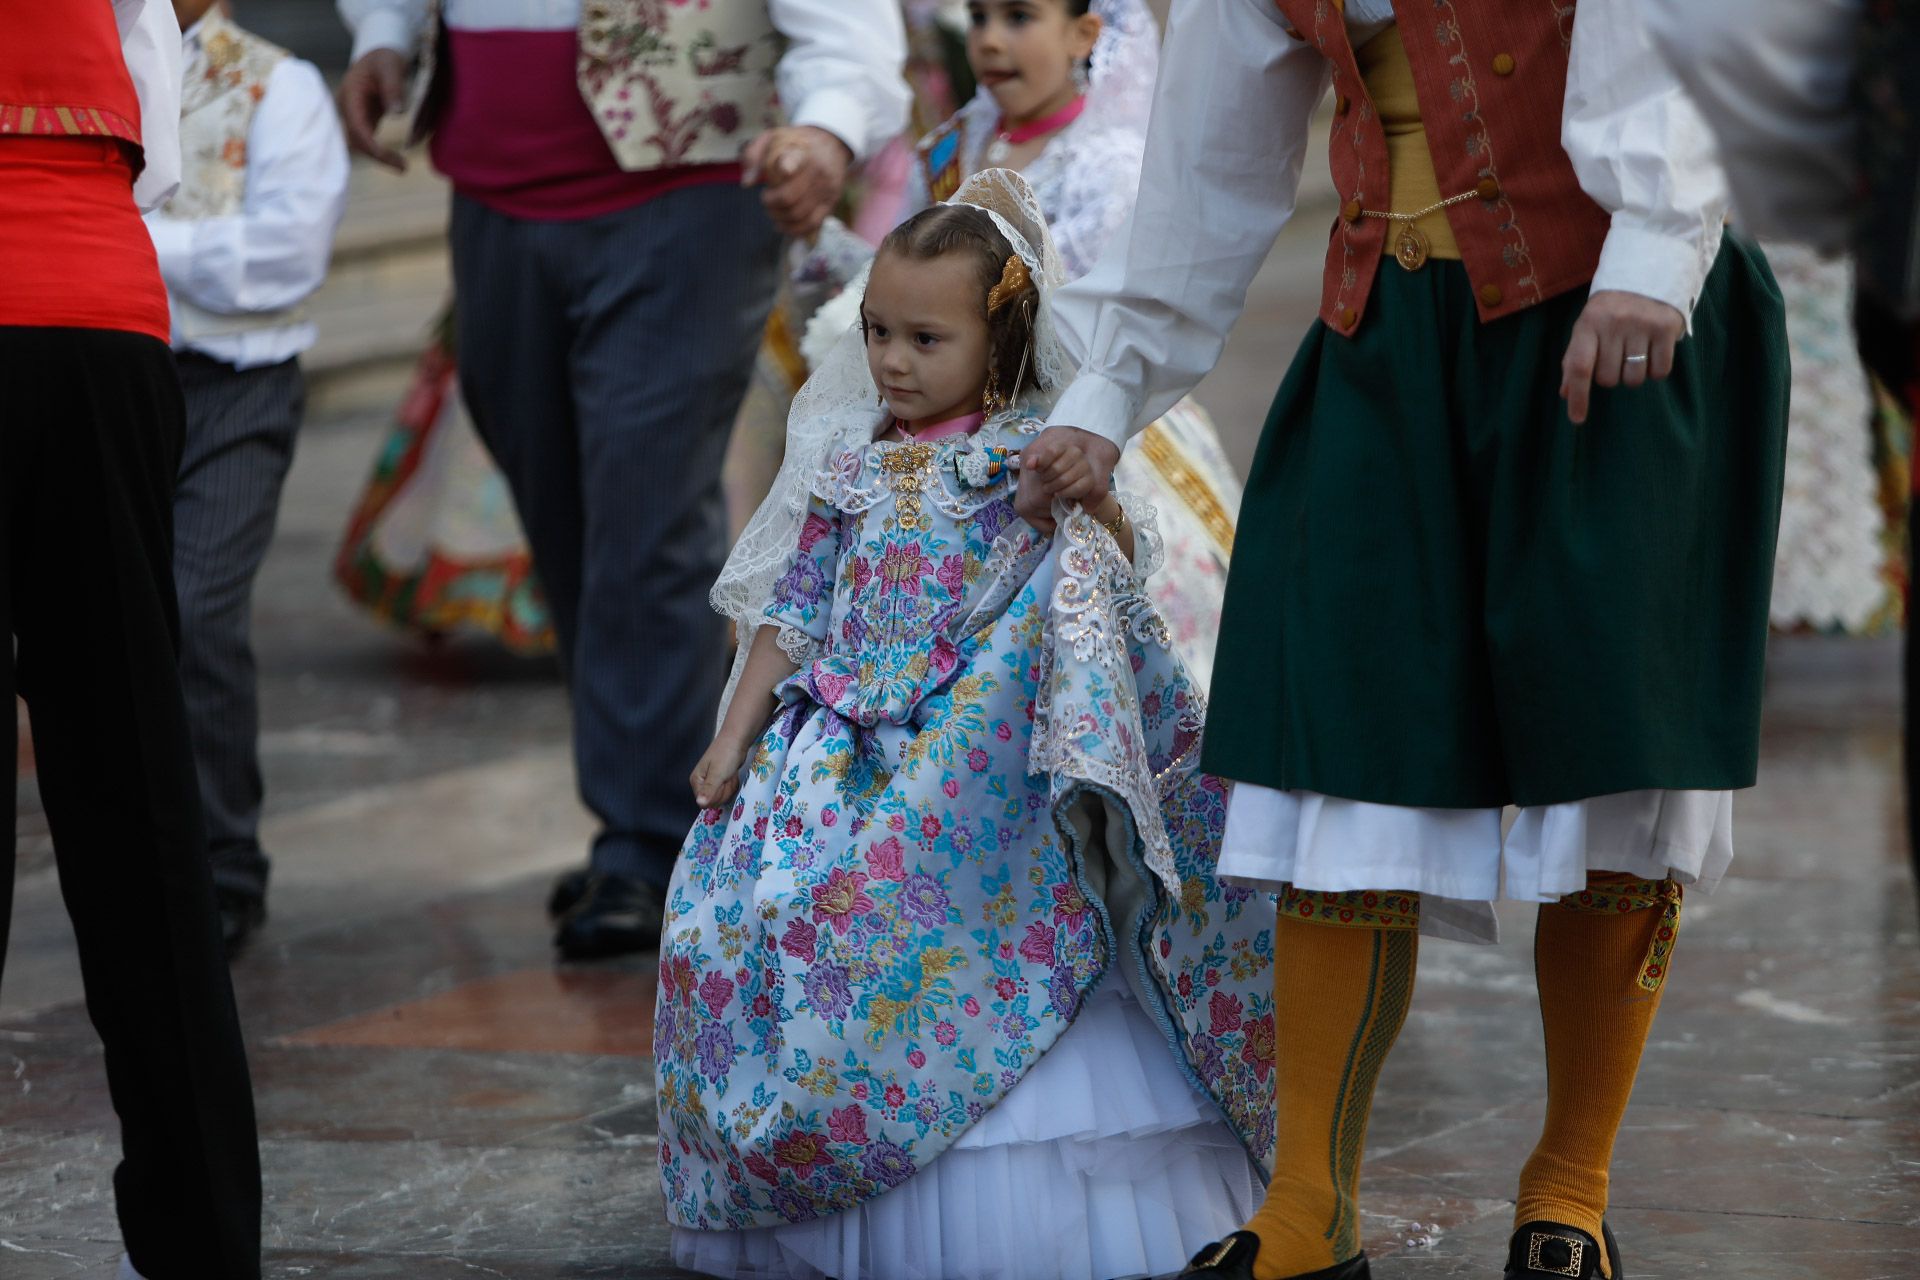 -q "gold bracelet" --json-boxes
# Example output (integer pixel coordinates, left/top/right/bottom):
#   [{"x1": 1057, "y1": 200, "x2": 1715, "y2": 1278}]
[{"x1": 1099, "y1": 502, "x2": 1127, "y2": 541}]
